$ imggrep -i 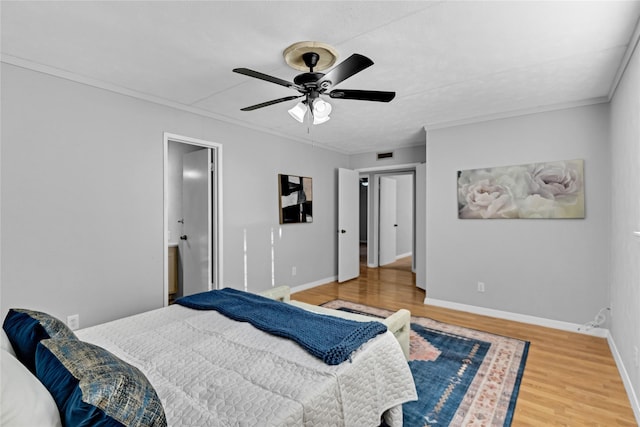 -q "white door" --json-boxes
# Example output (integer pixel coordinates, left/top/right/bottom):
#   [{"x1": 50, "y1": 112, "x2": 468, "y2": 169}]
[
  {"x1": 181, "y1": 148, "x2": 211, "y2": 296},
  {"x1": 338, "y1": 168, "x2": 360, "y2": 282},
  {"x1": 379, "y1": 176, "x2": 397, "y2": 266}
]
